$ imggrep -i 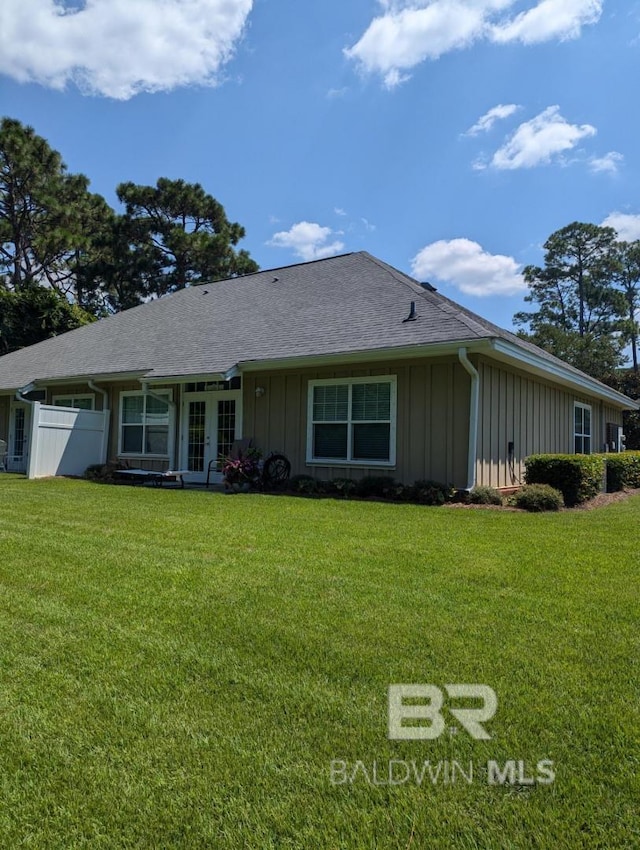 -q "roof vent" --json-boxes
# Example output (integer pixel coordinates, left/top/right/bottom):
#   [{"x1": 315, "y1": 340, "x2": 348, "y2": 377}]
[
  {"x1": 272, "y1": 276, "x2": 279, "y2": 282},
  {"x1": 420, "y1": 280, "x2": 436, "y2": 292},
  {"x1": 202, "y1": 289, "x2": 209, "y2": 295},
  {"x1": 402, "y1": 301, "x2": 418, "y2": 323}
]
